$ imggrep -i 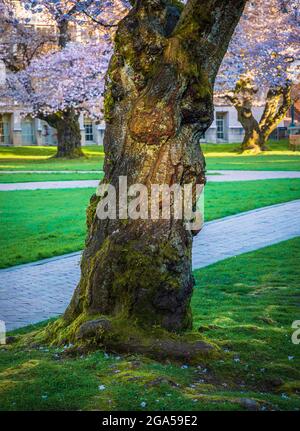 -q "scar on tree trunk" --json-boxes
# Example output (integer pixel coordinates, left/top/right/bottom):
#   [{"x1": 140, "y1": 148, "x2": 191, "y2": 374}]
[
  {"x1": 227, "y1": 77, "x2": 292, "y2": 153},
  {"x1": 29, "y1": 0, "x2": 247, "y2": 362},
  {"x1": 43, "y1": 109, "x2": 85, "y2": 159}
]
